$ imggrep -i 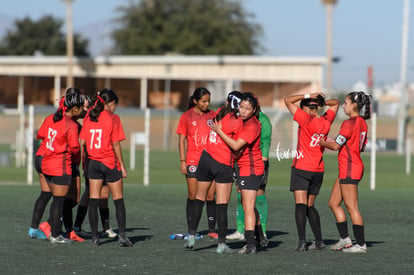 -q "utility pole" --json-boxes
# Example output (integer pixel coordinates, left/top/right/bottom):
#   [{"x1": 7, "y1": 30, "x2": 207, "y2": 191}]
[
  {"x1": 62, "y1": 0, "x2": 75, "y2": 87},
  {"x1": 321, "y1": 0, "x2": 337, "y2": 98},
  {"x1": 397, "y1": 0, "x2": 410, "y2": 154}
]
